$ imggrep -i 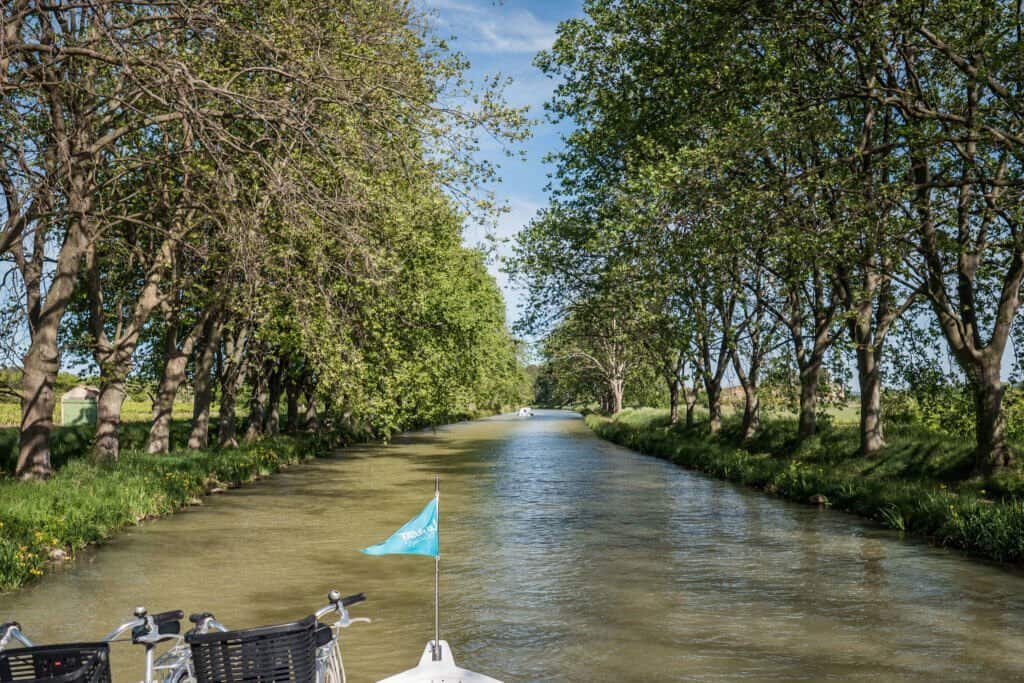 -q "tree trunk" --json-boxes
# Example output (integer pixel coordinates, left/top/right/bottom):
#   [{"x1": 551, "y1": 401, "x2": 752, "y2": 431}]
[
  {"x1": 87, "y1": 236, "x2": 174, "y2": 462},
  {"x1": 668, "y1": 377, "x2": 680, "y2": 425},
  {"x1": 245, "y1": 363, "x2": 269, "y2": 442},
  {"x1": 263, "y1": 359, "x2": 286, "y2": 436},
  {"x1": 303, "y1": 385, "x2": 318, "y2": 431},
  {"x1": 147, "y1": 317, "x2": 206, "y2": 454},
  {"x1": 16, "y1": 218, "x2": 91, "y2": 479},
  {"x1": 609, "y1": 377, "x2": 624, "y2": 415},
  {"x1": 218, "y1": 347, "x2": 250, "y2": 449},
  {"x1": 93, "y1": 367, "x2": 128, "y2": 462},
  {"x1": 973, "y1": 363, "x2": 1012, "y2": 472},
  {"x1": 286, "y1": 383, "x2": 300, "y2": 433},
  {"x1": 798, "y1": 363, "x2": 820, "y2": 439},
  {"x1": 188, "y1": 317, "x2": 223, "y2": 449},
  {"x1": 90, "y1": 340, "x2": 133, "y2": 462},
  {"x1": 911, "y1": 153, "x2": 1021, "y2": 471},
  {"x1": 219, "y1": 382, "x2": 239, "y2": 447},
  {"x1": 857, "y1": 346, "x2": 885, "y2": 457},
  {"x1": 685, "y1": 387, "x2": 697, "y2": 428},
  {"x1": 778, "y1": 265, "x2": 839, "y2": 445},
  {"x1": 217, "y1": 322, "x2": 251, "y2": 448},
  {"x1": 17, "y1": 345, "x2": 59, "y2": 479},
  {"x1": 740, "y1": 382, "x2": 760, "y2": 441},
  {"x1": 731, "y1": 344, "x2": 763, "y2": 442},
  {"x1": 147, "y1": 338, "x2": 189, "y2": 454},
  {"x1": 706, "y1": 383, "x2": 722, "y2": 434}
]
